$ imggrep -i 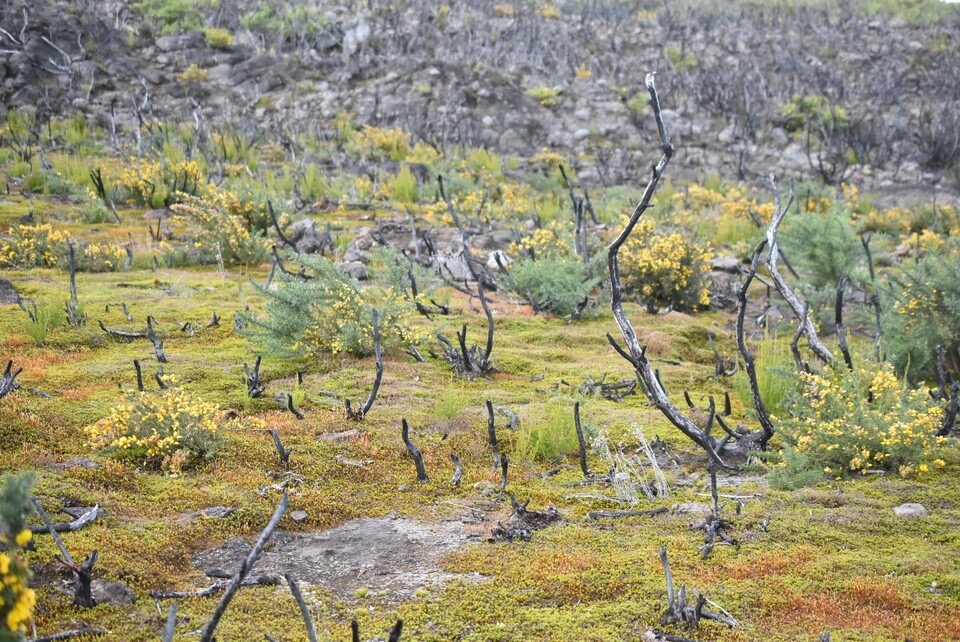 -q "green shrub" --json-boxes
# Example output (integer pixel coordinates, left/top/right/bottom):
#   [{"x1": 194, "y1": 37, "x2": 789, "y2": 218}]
[
  {"x1": 768, "y1": 364, "x2": 947, "y2": 488},
  {"x1": 1, "y1": 471, "x2": 36, "y2": 641},
  {"x1": 170, "y1": 193, "x2": 272, "y2": 266},
  {"x1": 780, "y1": 202, "x2": 859, "y2": 291},
  {"x1": 734, "y1": 338, "x2": 796, "y2": 416},
  {"x1": 515, "y1": 403, "x2": 581, "y2": 462},
  {"x1": 242, "y1": 253, "x2": 427, "y2": 358},
  {"x1": 203, "y1": 27, "x2": 234, "y2": 48},
  {"x1": 506, "y1": 256, "x2": 599, "y2": 317},
  {"x1": 24, "y1": 299, "x2": 65, "y2": 347},
  {"x1": 882, "y1": 238, "x2": 960, "y2": 380},
  {"x1": 781, "y1": 95, "x2": 849, "y2": 133}
]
